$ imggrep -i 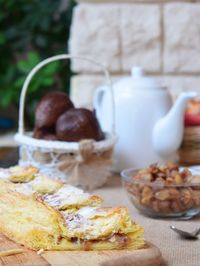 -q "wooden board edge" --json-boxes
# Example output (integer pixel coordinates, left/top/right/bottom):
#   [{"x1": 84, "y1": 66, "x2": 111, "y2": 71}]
[{"x1": 42, "y1": 241, "x2": 166, "y2": 266}]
